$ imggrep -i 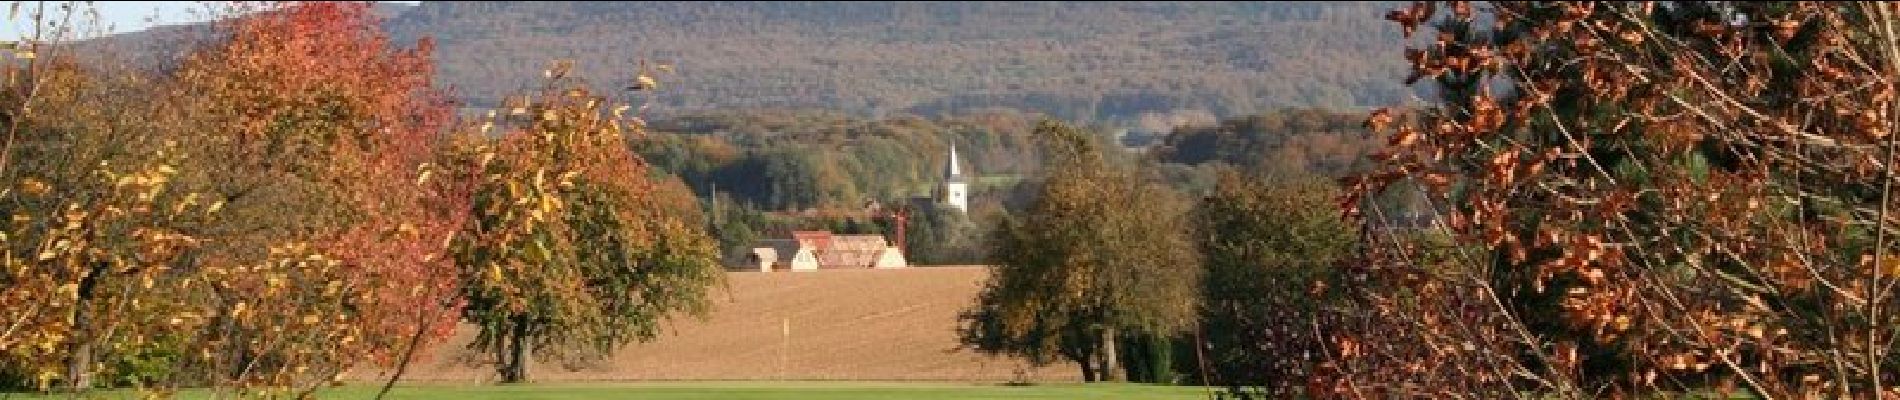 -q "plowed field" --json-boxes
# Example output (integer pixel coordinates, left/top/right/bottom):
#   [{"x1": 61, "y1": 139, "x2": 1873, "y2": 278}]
[{"x1": 368, "y1": 267, "x2": 1081, "y2": 383}]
